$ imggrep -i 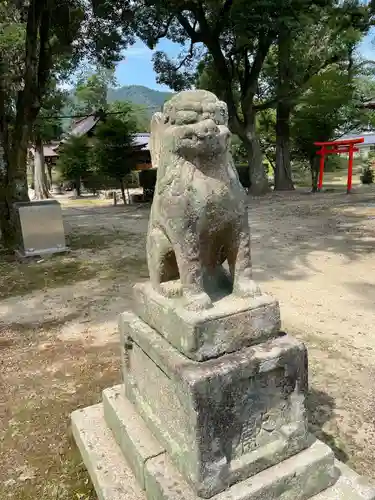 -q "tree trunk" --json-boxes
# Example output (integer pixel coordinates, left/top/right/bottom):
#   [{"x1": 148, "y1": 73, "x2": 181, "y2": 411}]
[
  {"x1": 0, "y1": 141, "x2": 12, "y2": 248},
  {"x1": 274, "y1": 28, "x2": 294, "y2": 191},
  {"x1": 275, "y1": 102, "x2": 294, "y2": 190},
  {"x1": 29, "y1": 158, "x2": 35, "y2": 190},
  {"x1": 74, "y1": 178, "x2": 81, "y2": 197},
  {"x1": 33, "y1": 135, "x2": 50, "y2": 200},
  {"x1": 310, "y1": 156, "x2": 319, "y2": 192},
  {"x1": 0, "y1": 133, "x2": 29, "y2": 250},
  {"x1": 120, "y1": 179, "x2": 127, "y2": 205},
  {"x1": 0, "y1": 0, "x2": 53, "y2": 251},
  {"x1": 46, "y1": 162, "x2": 53, "y2": 189},
  {"x1": 242, "y1": 119, "x2": 269, "y2": 195}
]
